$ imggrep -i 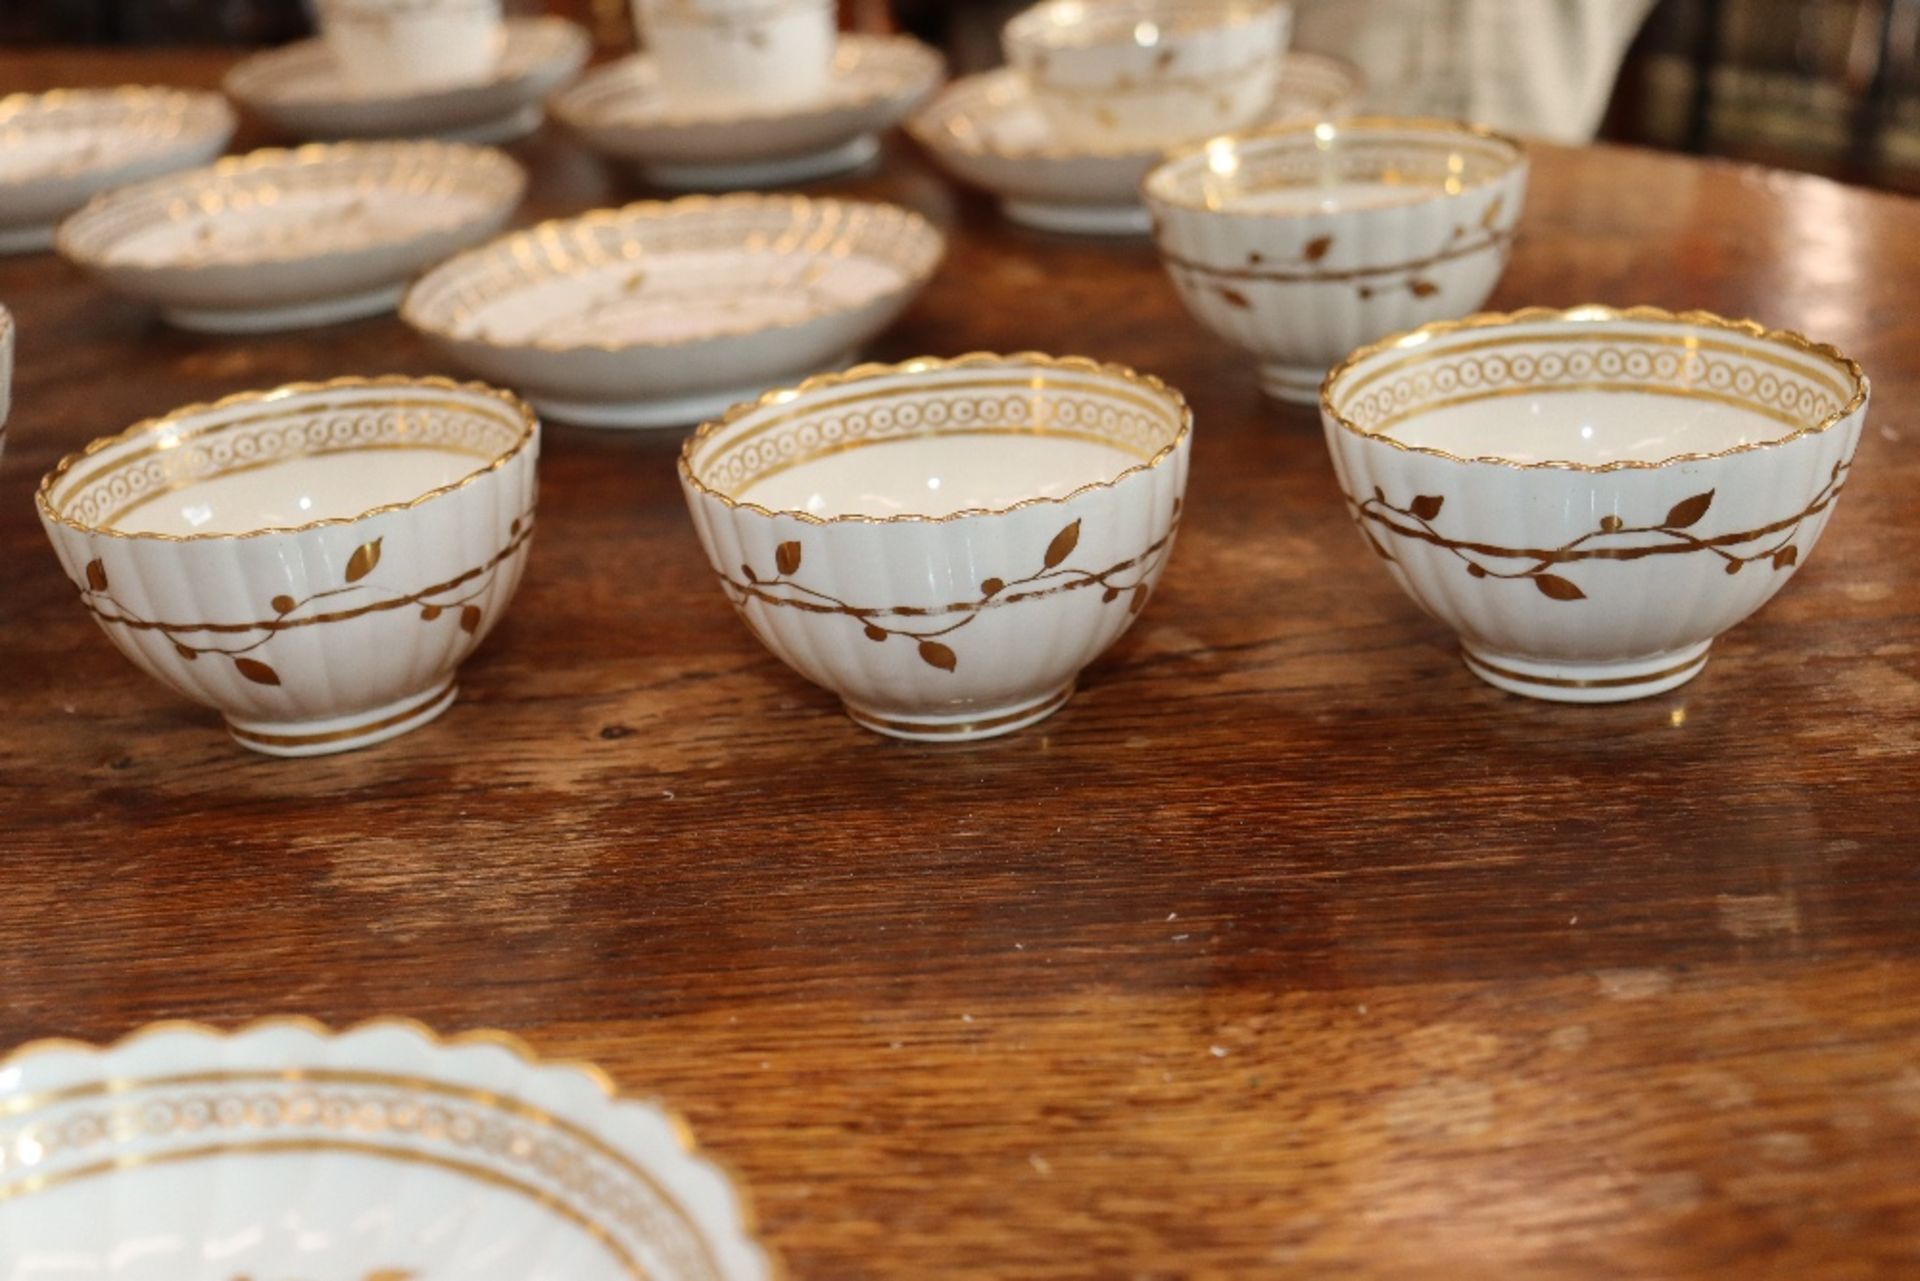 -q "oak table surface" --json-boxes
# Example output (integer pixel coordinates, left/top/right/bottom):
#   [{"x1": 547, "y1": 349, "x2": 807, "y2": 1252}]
[{"x1": 3, "y1": 48, "x2": 1918, "y2": 1281}]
